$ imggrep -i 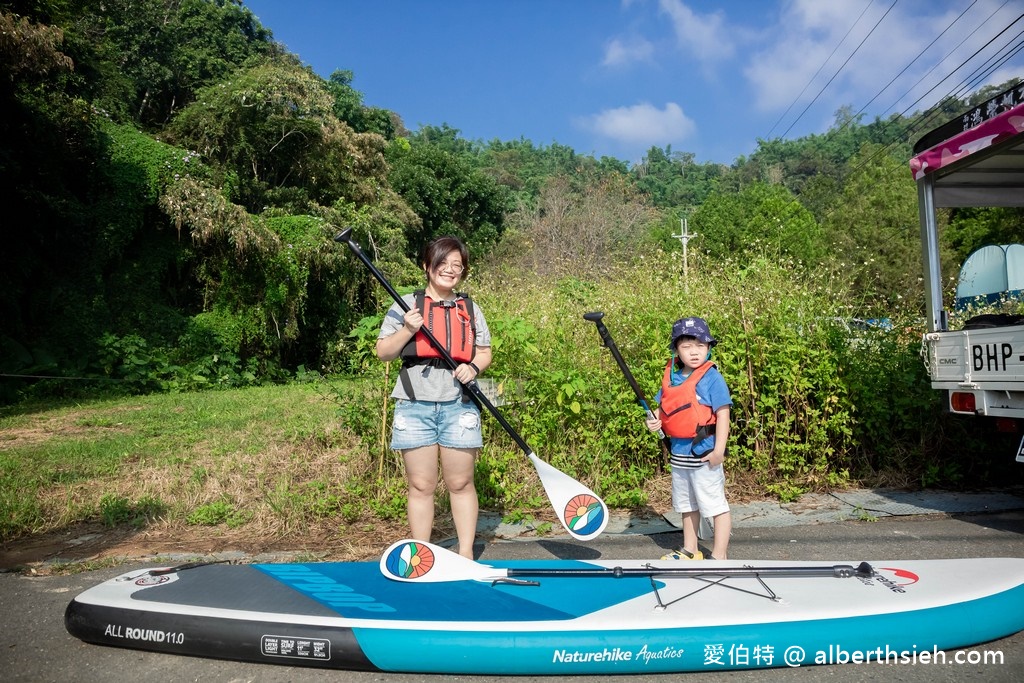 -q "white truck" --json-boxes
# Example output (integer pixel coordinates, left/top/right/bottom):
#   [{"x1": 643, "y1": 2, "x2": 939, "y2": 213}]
[{"x1": 913, "y1": 81, "x2": 1024, "y2": 460}]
